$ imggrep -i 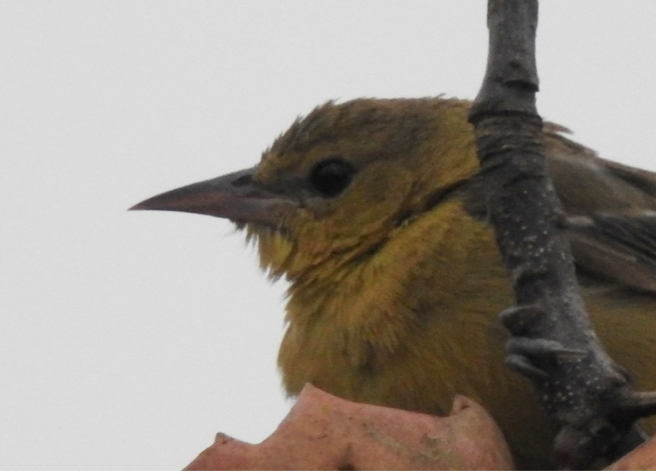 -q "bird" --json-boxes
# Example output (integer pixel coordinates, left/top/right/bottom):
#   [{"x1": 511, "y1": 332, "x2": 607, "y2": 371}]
[{"x1": 131, "y1": 97, "x2": 656, "y2": 467}]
